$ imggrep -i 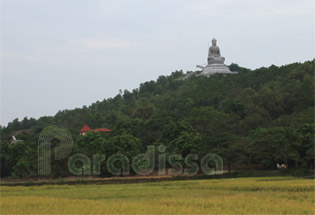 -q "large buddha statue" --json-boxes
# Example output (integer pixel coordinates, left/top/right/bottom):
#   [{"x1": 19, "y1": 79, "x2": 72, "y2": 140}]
[
  {"x1": 207, "y1": 38, "x2": 225, "y2": 65},
  {"x1": 193, "y1": 37, "x2": 236, "y2": 77}
]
